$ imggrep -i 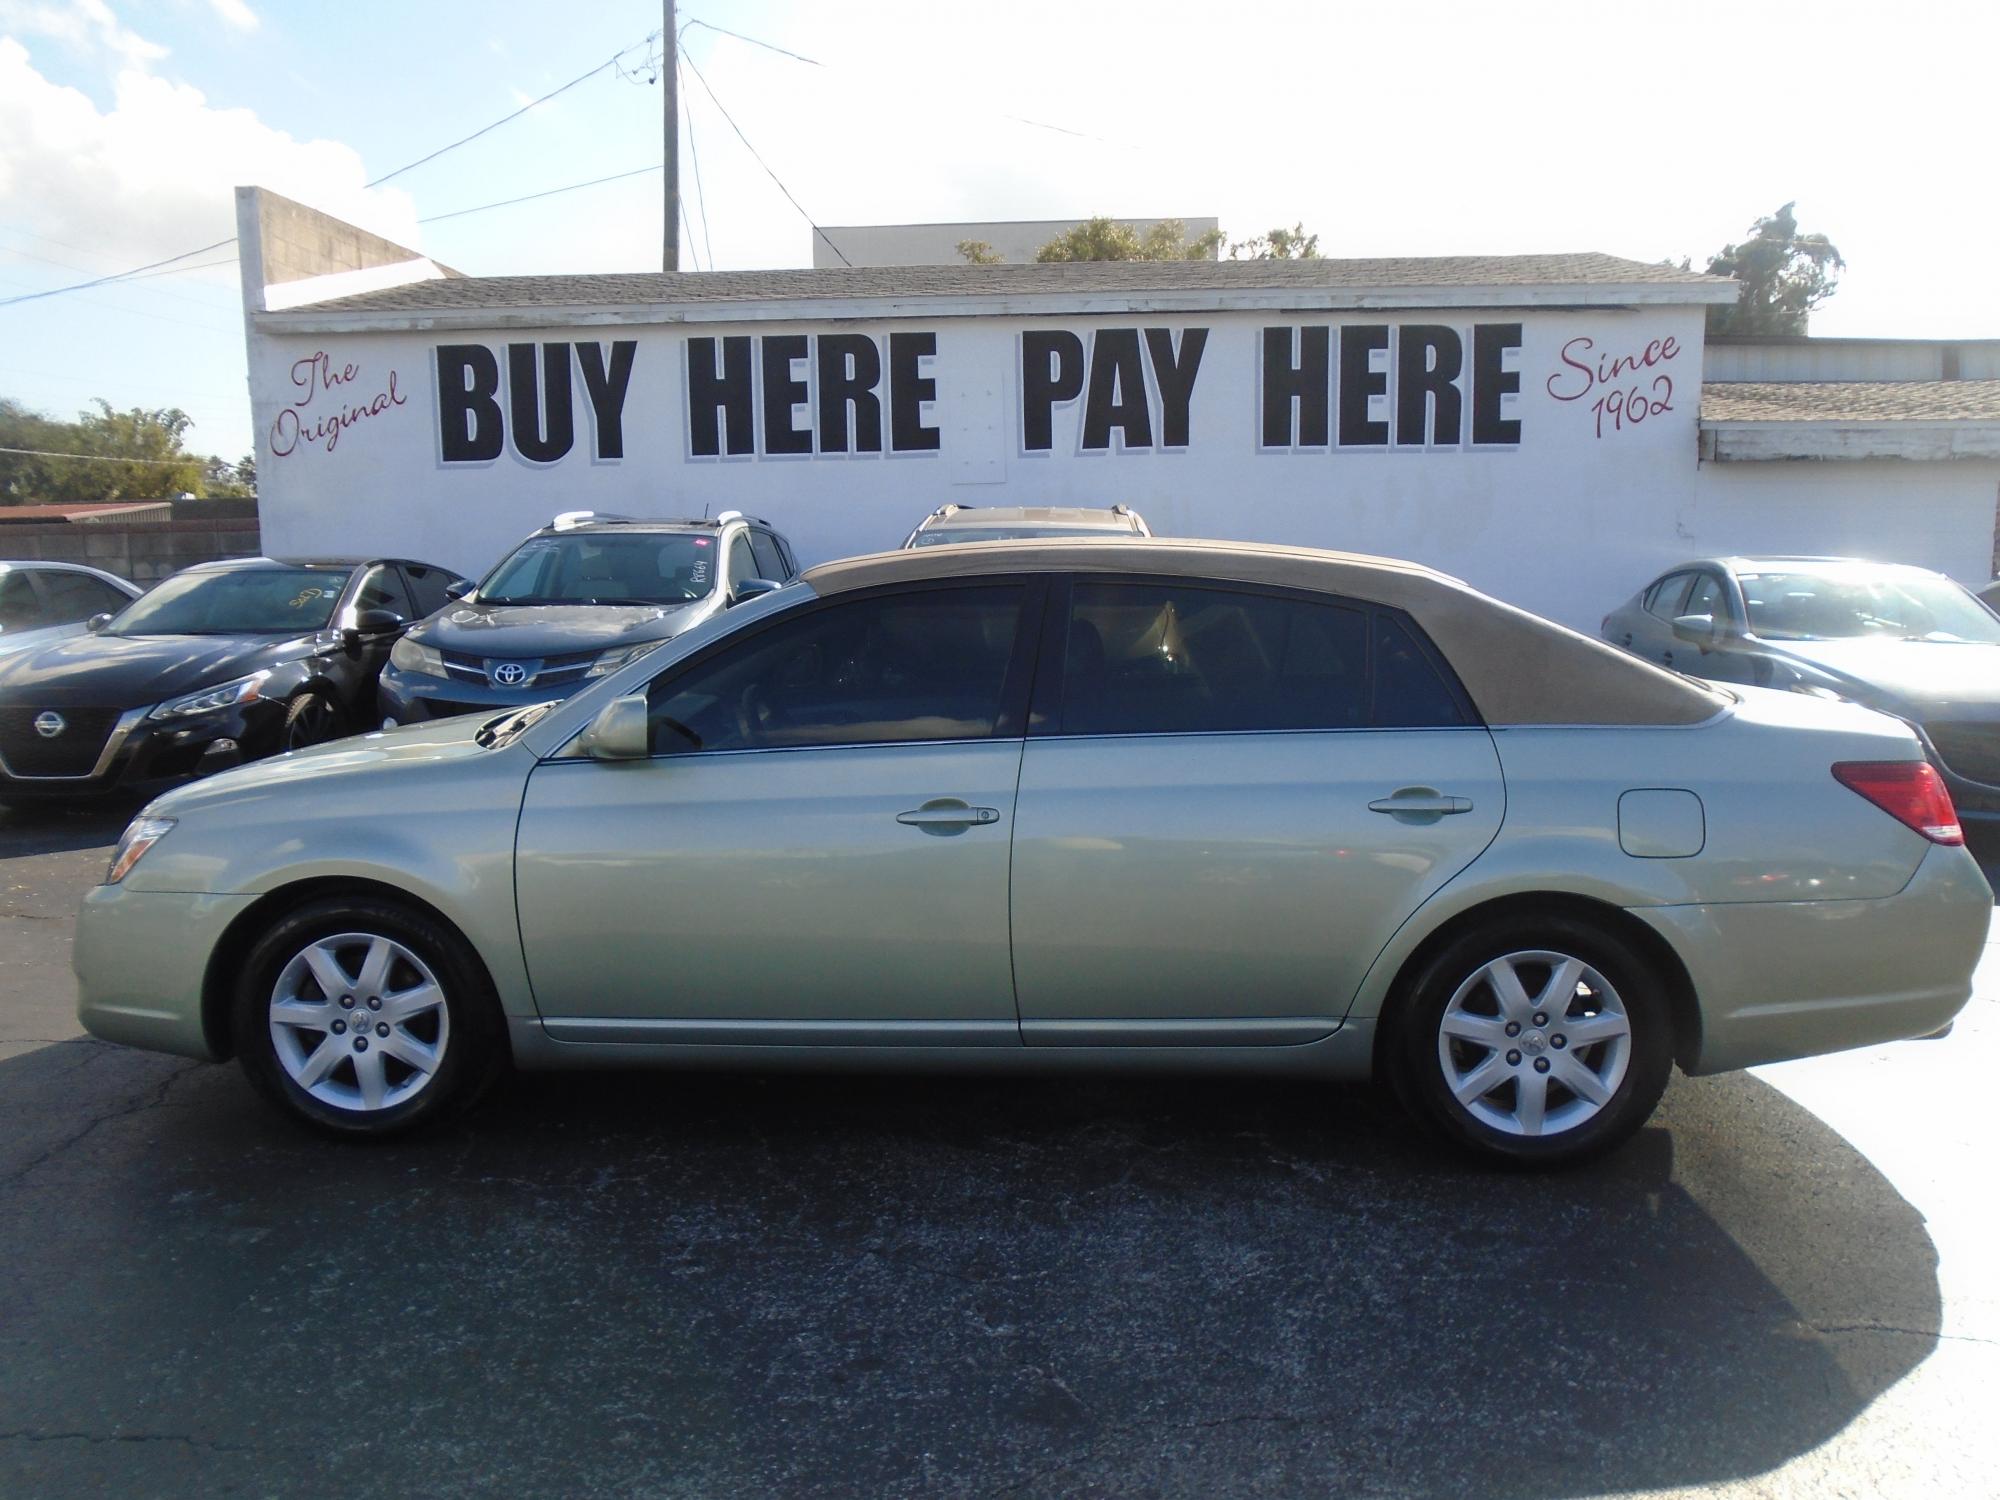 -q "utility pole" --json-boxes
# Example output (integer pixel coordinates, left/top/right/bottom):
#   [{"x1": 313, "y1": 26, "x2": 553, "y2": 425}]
[{"x1": 663, "y1": 0, "x2": 678, "y2": 272}]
